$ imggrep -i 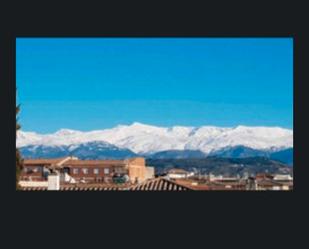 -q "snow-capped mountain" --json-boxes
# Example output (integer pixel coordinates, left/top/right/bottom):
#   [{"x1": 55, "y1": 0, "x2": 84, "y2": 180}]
[
  {"x1": 17, "y1": 122, "x2": 293, "y2": 155},
  {"x1": 20, "y1": 141, "x2": 137, "y2": 160}
]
